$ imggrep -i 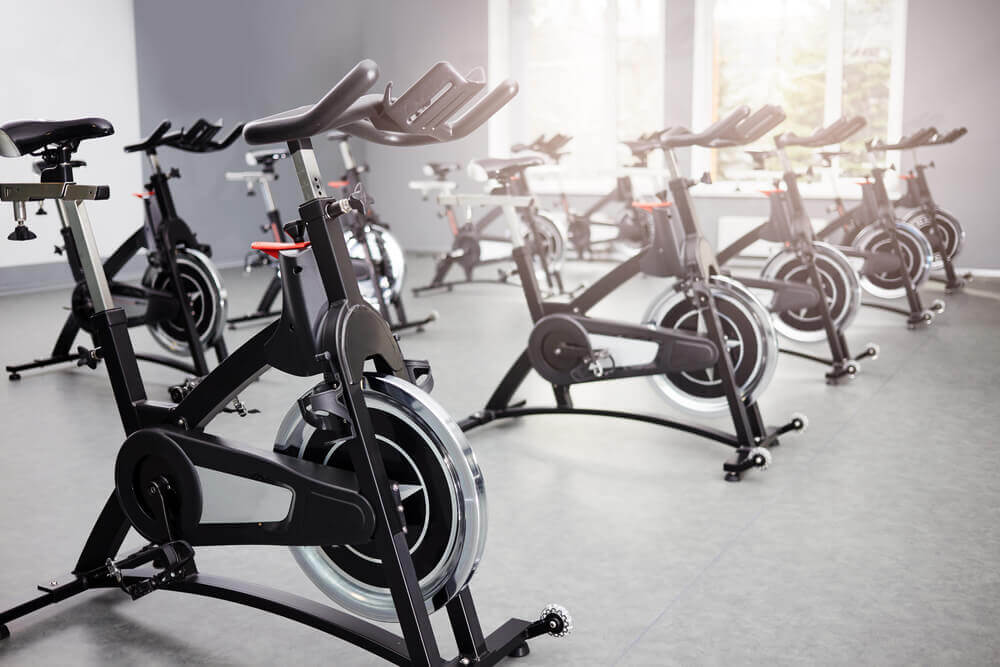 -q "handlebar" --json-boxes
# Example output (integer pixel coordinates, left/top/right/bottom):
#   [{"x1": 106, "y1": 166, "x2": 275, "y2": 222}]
[
  {"x1": 124, "y1": 119, "x2": 244, "y2": 154},
  {"x1": 244, "y1": 60, "x2": 518, "y2": 147},
  {"x1": 712, "y1": 105, "x2": 786, "y2": 147},
  {"x1": 775, "y1": 115, "x2": 866, "y2": 149},
  {"x1": 658, "y1": 106, "x2": 751, "y2": 149},
  {"x1": 928, "y1": 126, "x2": 967, "y2": 145},
  {"x1": 867, "y1": 126, "x2": 938, "y2": 151}
]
